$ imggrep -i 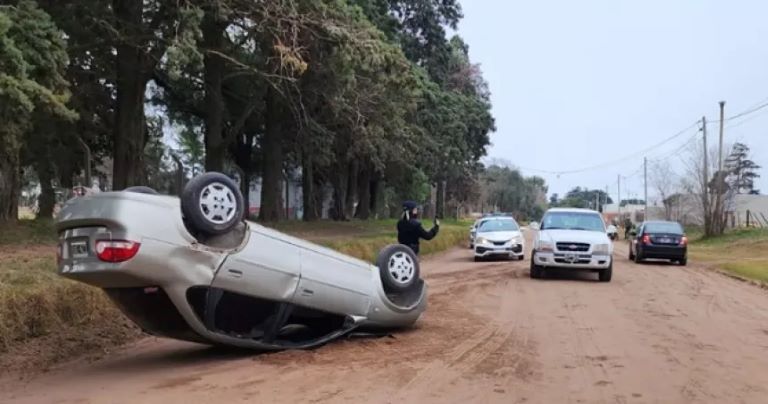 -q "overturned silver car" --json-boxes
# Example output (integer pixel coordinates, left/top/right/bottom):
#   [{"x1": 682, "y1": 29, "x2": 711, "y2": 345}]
[{"x1": 55, "y1": 172, "x2": 427, "y2": 350}]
